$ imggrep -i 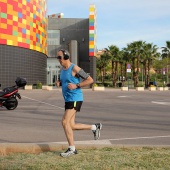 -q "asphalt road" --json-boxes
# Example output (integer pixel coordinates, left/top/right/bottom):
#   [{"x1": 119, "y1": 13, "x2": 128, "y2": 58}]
[{"x1": 0, "y1": 88, "x2": 170, "y2": 146}]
